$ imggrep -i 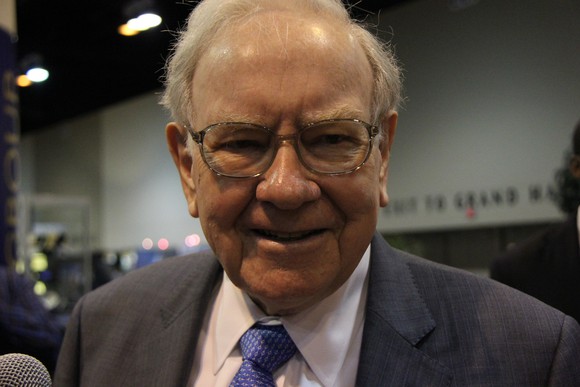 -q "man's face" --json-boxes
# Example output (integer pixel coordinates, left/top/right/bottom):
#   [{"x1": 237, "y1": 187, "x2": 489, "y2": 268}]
[{"x1": 167, "y1": 11, "x2": 396, "y2": 315}]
